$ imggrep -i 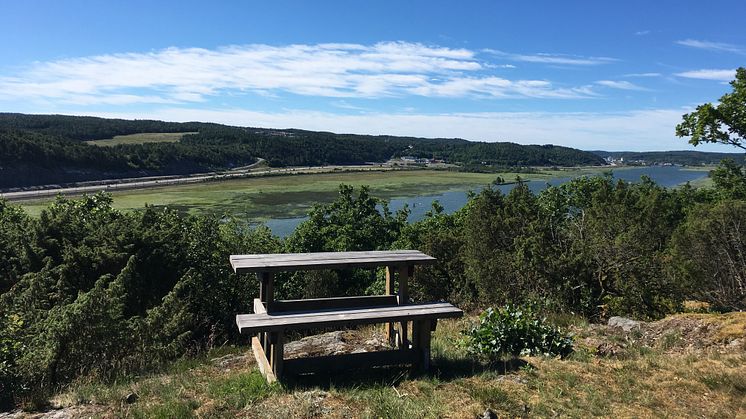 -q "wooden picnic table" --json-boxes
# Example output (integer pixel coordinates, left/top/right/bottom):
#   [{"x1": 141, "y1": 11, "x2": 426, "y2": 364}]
[{"x1": 230, "y1": 250, "x2": 462, "y2": 382}]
